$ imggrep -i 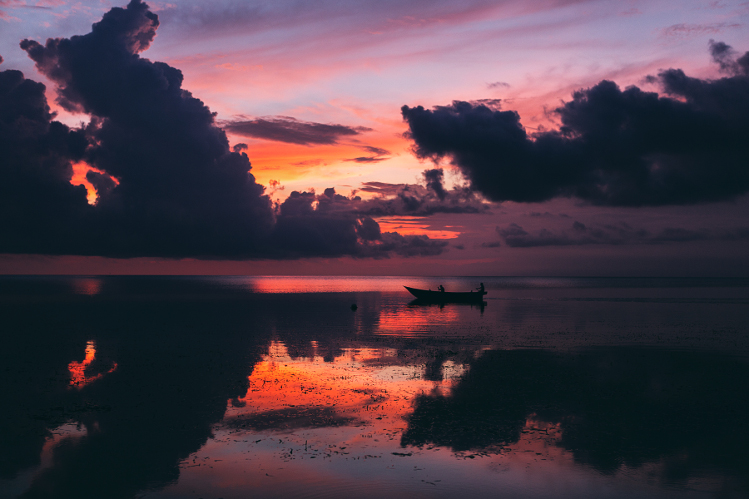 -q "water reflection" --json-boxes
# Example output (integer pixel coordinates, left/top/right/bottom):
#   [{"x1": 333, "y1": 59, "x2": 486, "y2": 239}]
[
  {"x1": 404, "y1": 349, "x2": 749, "y2": 475},
  {"x1": 67, "y1": 341, "x2": 118, "y2": 389},
  {"x1": 69, "y1": 277, "x2": 103, "y2": 296},
  {"x1": 0, "y1": 282, "x2": 270, "y2": 499},
  {"x1": 1, "y1": 276, "x2": 748, "y2": 498}
]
